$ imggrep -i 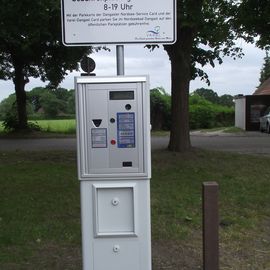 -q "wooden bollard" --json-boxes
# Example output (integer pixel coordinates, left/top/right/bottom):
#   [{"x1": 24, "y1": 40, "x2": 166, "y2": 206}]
[{"x1": 202, "y1": 182, "x2": 219, "y2": 270}]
